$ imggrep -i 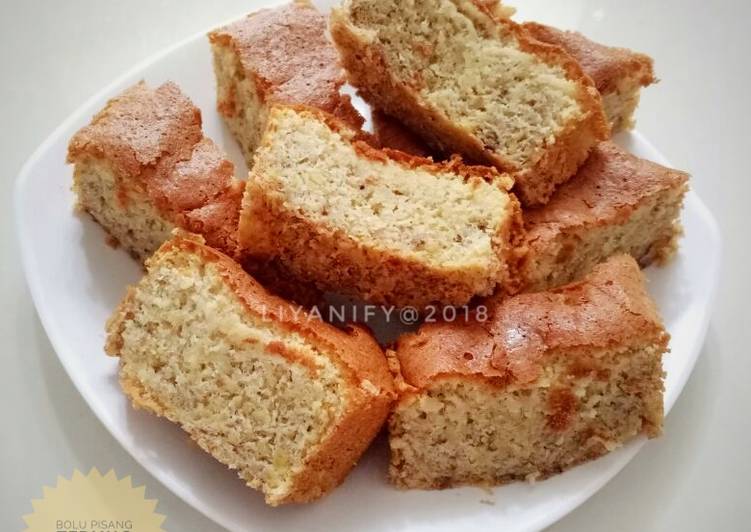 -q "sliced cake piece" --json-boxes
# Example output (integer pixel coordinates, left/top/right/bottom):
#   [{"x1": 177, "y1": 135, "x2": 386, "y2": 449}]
[
  {"x1": 371, "y1": 18, "x2": 657, "y2": 155},
  {"x1": 330, "y1": 0, "x2": 609, "y2": 206},
  {"x1": 238, "y1": 105, "x2": 524, "y2": 309},
  {"x1": 67, "y1": 81, "x2": 243, "y2": 260},
  {"x1": 522, "y1": 142, "x2": 688, "y2": 291},
  {"x1": 522, "y1": 22, "x2": 656, "y2": 132},
  {"x1": 105, "y1": 234, "x2": 395, "y2": 505},
  {"x1": 208, "y1": 0, "x2": 364, "y2": 166},
  {"x1": 389, "y1": 254, "x2": 667, "y2": 489}
]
